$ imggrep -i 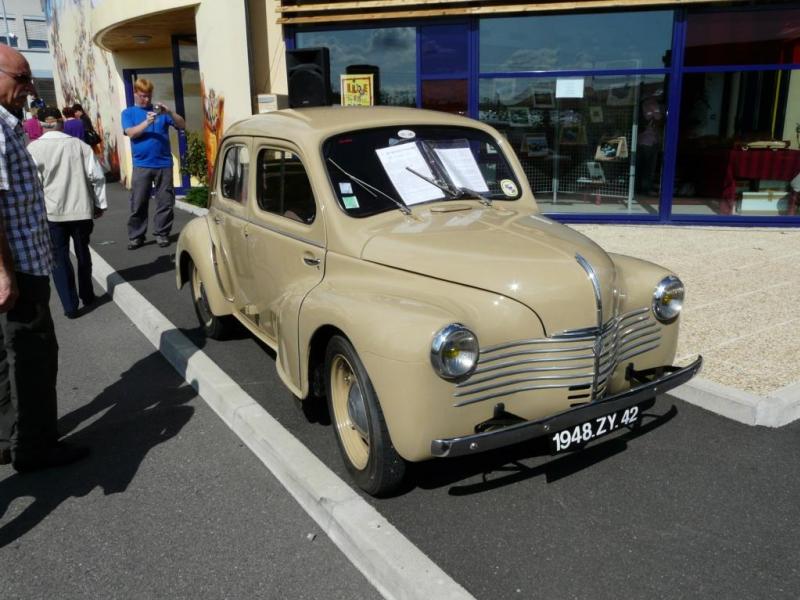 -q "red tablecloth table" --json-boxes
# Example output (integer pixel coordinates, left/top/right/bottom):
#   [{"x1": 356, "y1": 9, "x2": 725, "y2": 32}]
[{"x1": 721, "y1": 148, "x2": 800, "y2": 215}]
